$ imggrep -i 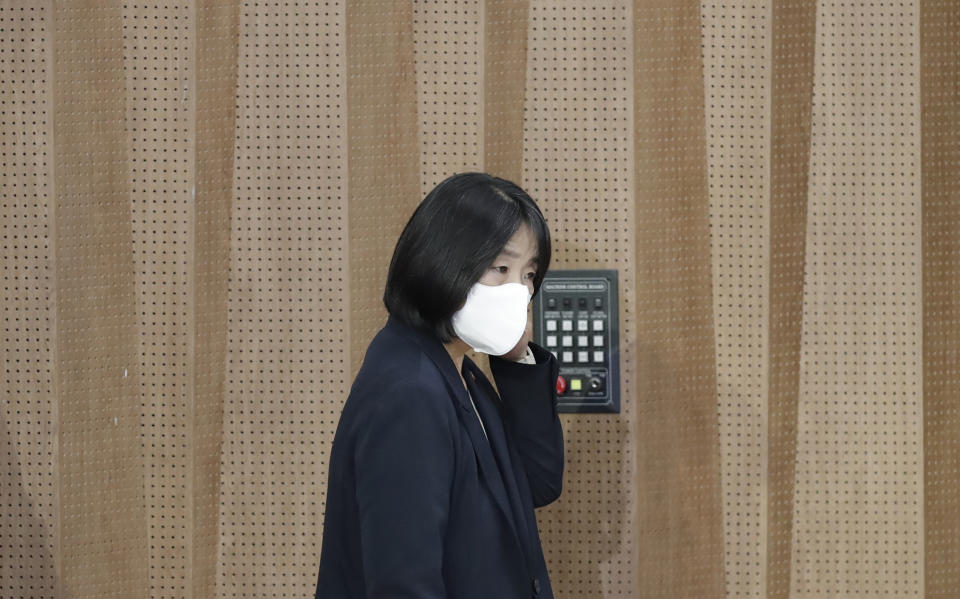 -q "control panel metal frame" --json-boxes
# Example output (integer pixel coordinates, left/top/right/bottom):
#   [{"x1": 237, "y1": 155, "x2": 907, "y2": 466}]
[{"x1": 532, "y1": 269, "x2": 620, "y2": 414}]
